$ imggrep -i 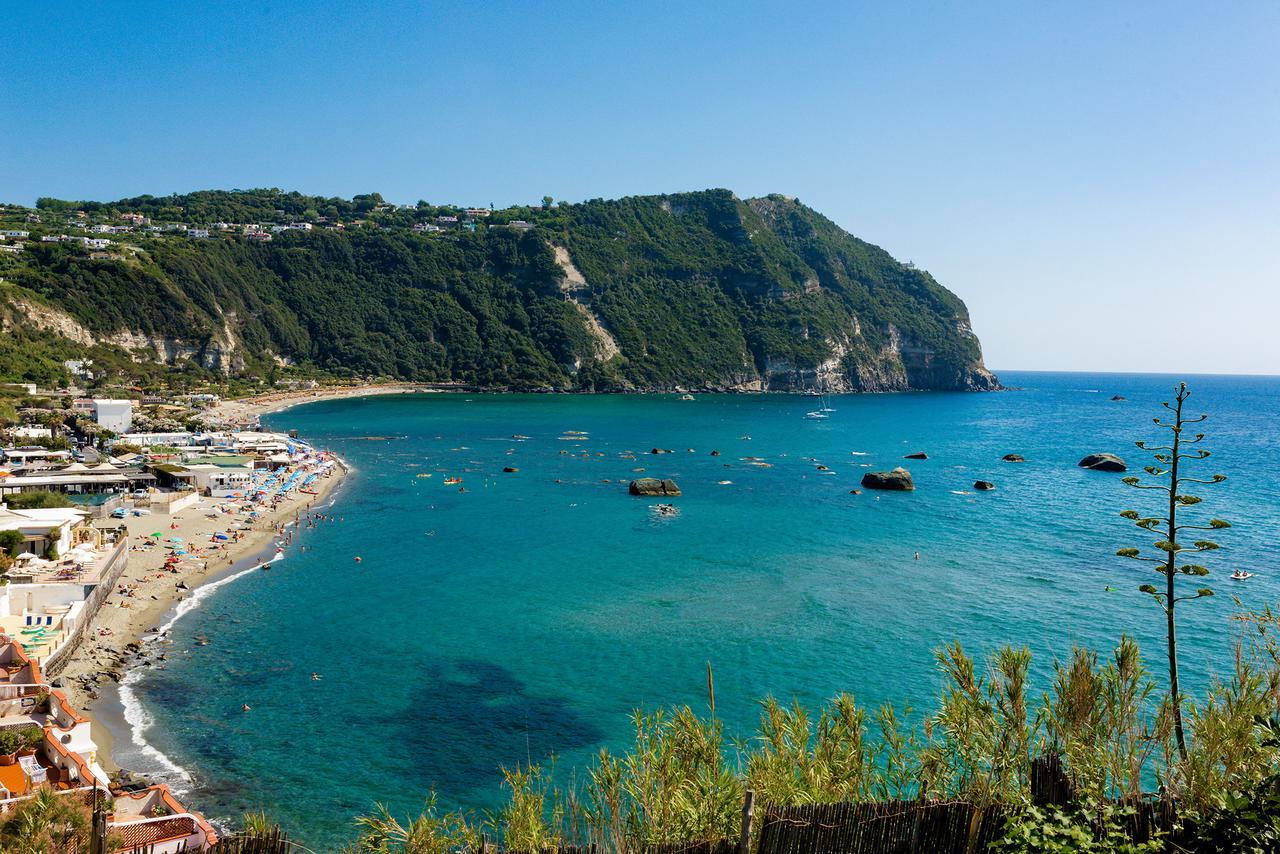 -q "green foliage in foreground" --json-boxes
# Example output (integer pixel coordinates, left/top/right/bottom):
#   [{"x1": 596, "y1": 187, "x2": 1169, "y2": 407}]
[
  {"x1": 1118, "y1": 382, "x2": 1230, "y2": 764},
  {"x1": 236, "y1": 612, "x2": 1280, "y2": 852},
  {"x1": 1, "y1": 189, "x2": 996, "y2": 392}
]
